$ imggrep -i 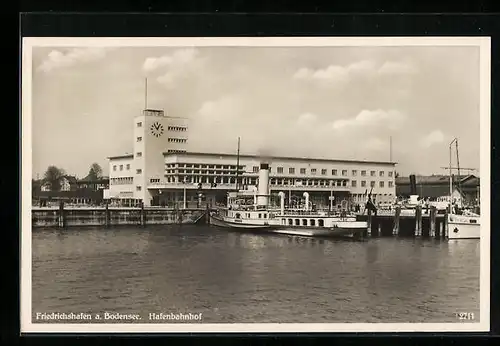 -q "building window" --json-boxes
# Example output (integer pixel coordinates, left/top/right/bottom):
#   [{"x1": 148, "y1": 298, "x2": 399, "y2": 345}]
[
  {"x1": 352, "y1": 170, "x2": 357, "y2": 176},
  {"x1": 380, "y1": 171, "x2": 384, "y2": 177},
  {"x1": 136, "y1": 186, "x2": 142, "y2": 191},
  {"x1": 119, "y1": 165, "x2": 123, "y2": 171},
  {"x1": 126, "y1": 164, "x2": 130, "y2": 170},
  {"x1": 289, "y1": 167, "x2": 295, "y2": 174},
  {"x1": 370, "y1": 171, "x2": 376, "y2": 177},
  {"x1": 136, "y1": 152, "x2": 142, "y2": 157},
  {"x1": 352, "y1": 180, "x2": 357, "y2": 187},
  {"x1": 388, "y1": 171, "x2": 393, "y2": 177},
  {"x1": 277, "y1": 167, "x2": 284, "y2": 174},
  {"x1": 168, "y1": 126, "x2": 187, "y2": 132},
  {"x1": 300, "y1": 168, "x2": 306, "y2": 174},
  {"x1": 389, "y1": 181, "x2": 394, "y2": 188},
  {"x1": 311, "y1": 168, "x2": 317, "y2": 175},
  {"x1": 342, "y1": 170, "x2": 347, "y2": 176},
  {"x1": 379, "y1": 181, "x2": 384, "y2": 188},
  {"x1": 361, "y1": 170, "x2": 366, "y2": 176},
  {"x1": 168, "y1": 138, "x2": 188, "y2": 143},
  {"x1": 332, "y1": 169, "x2": 337, "y2": 176},
  {"x1": 253, "y1": 166, "x2": 259, "y2": 173},
  {"x1": 137, "y1": 136, "x2": 142, "y2": 142},
  {"x1": 361, "y1": 181, "x2": 366, "y2": 187},
  {"x1": 113, "y1": 165, "x2": 117, "y2": 171},
  {"x1": 136, "y1": 169, "x2": 142, "y2": 174},
  {"x1": 371, "y1": 181, "x2": 375, "y2": 187},
  {"x1": 137, "y1": 122, "x2": 142, "y2": 127},
  {"x1": 321, "y1": 169, "x2": 327, "y2": 175}
]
